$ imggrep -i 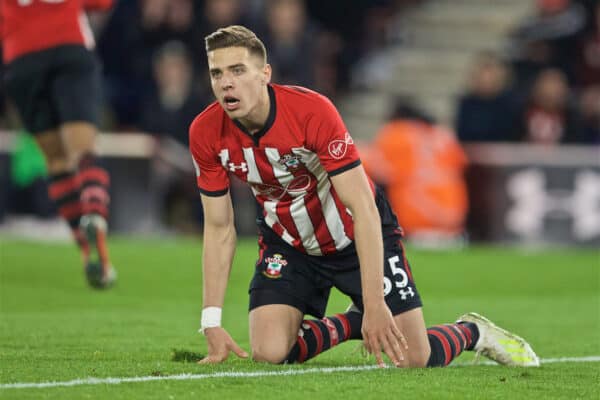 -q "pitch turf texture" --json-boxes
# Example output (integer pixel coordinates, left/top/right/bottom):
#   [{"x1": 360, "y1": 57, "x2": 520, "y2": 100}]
[{"x1": 0, "y1": 237, "x2": 598, "y2": 399}]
